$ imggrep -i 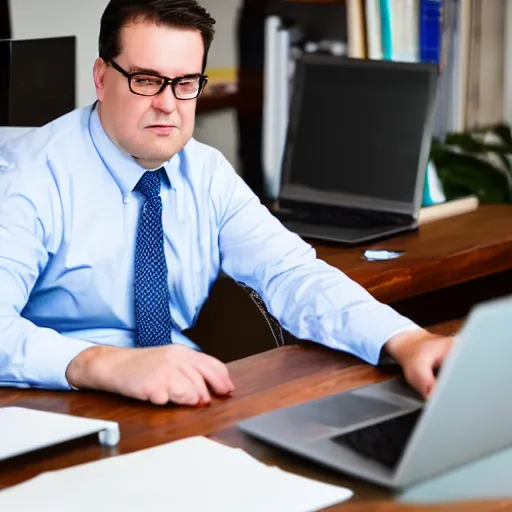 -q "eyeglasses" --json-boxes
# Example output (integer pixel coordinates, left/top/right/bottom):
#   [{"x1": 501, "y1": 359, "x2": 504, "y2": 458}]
[{"x1": 109, "y1": 60, "x2": 208, "y2": 99}]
